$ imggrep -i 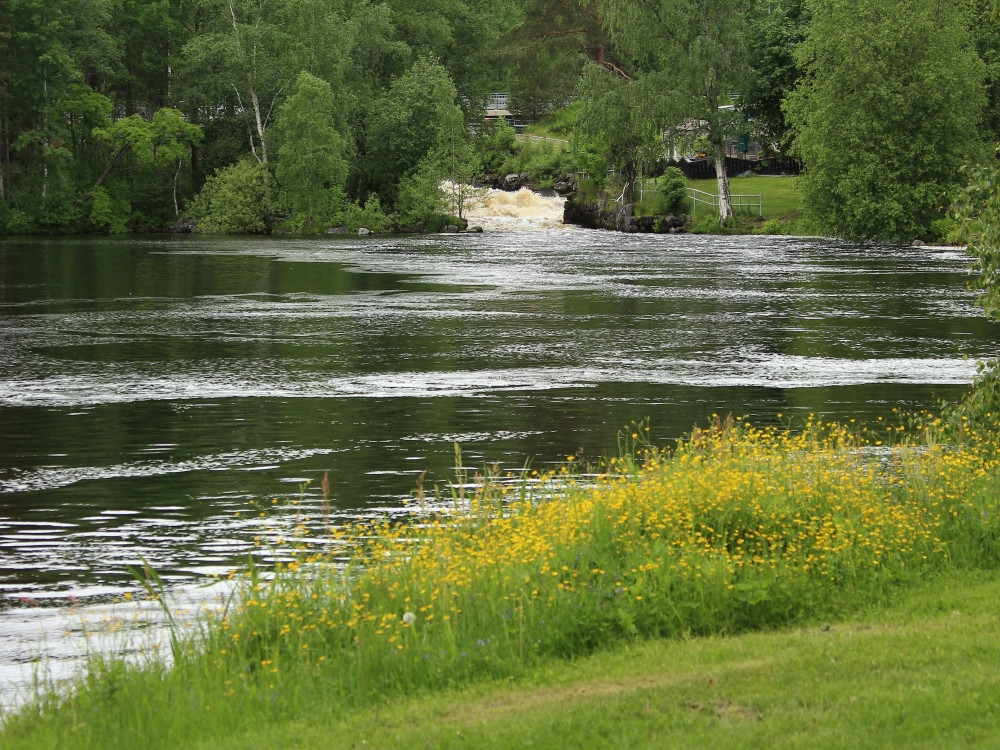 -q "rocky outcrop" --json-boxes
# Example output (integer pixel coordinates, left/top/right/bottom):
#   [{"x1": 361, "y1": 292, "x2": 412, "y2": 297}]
[
  {"x1": 500, "y1": 173, "x2": 528, "y2": 191},
  {"x1": 562, "y1": 197, "x2": 686, "y2": 234}
]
